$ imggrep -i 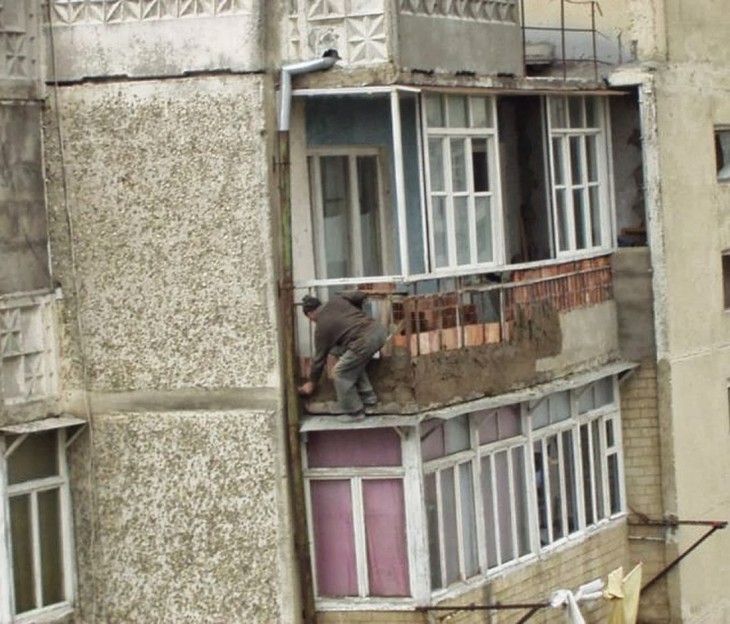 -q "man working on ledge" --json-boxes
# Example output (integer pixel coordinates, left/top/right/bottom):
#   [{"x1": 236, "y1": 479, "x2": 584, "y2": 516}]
[{"x1": 298, "y1": 291, "x2": 387, "y2": 422}]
